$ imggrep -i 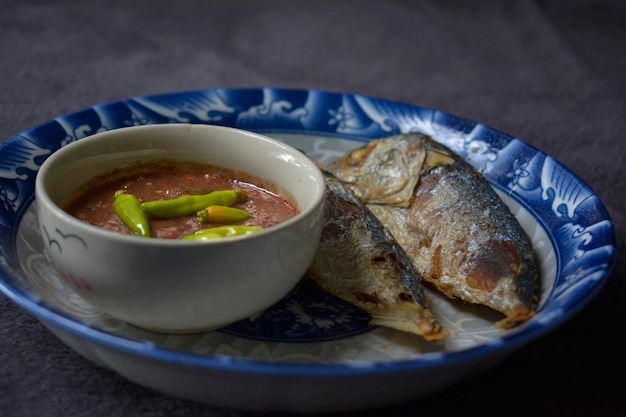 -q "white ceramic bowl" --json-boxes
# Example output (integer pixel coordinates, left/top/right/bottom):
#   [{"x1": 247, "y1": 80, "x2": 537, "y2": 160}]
[{"x1": 34, "y1": 123, "x2": 326, "y2": 333}]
